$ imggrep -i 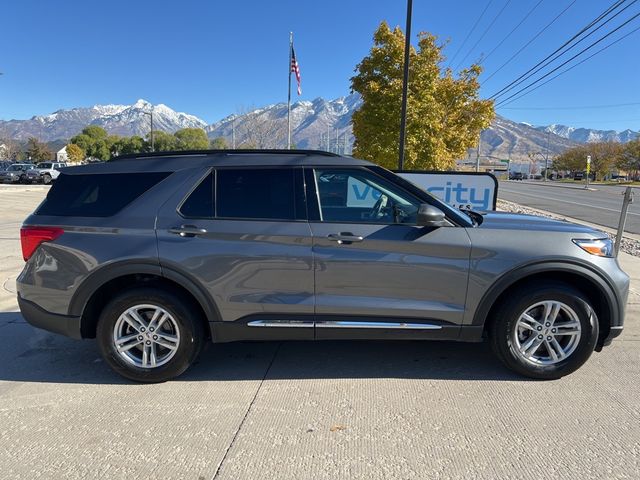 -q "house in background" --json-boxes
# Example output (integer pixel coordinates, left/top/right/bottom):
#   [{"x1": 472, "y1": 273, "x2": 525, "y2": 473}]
[{"x1": 56, "y1": 146, "x2": 69, "y2": 163}]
